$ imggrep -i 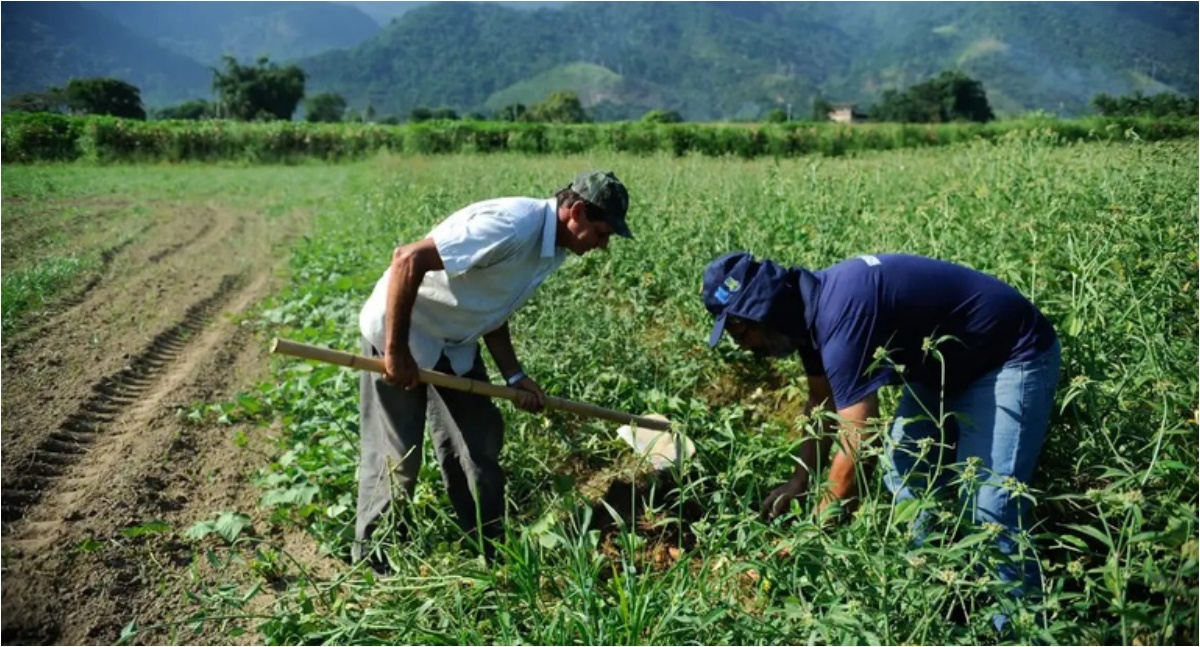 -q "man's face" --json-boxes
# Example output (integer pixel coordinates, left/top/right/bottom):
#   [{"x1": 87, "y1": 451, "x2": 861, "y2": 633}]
[
  {"x1": 725, "y1": 317, "x2": 795, "y2": 358},
  {"x1": 563, "y1": 201, "x2": 613, "y2": 256}
]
